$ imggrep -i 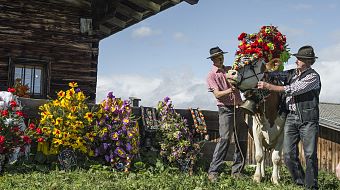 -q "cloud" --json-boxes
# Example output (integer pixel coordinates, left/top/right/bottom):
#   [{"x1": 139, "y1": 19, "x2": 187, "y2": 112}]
[
  {"x1": 314, "y1": 44, "x2": 340, "y2": 103},
  {"x1": 131, "y1": 26, "x2": 160, "y2": 38},
  {"x1": 173, "y1": 32, "x2": 189, "y2": 43},
  {"x1": 96, "y1": 71, "x2": 217, "y2": 111}
]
